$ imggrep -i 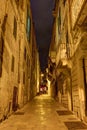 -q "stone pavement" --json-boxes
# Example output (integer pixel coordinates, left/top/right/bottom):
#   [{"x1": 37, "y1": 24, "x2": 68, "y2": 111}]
[{"x1": 0, "y1": 95, "x2": 87, "y2": 130}]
